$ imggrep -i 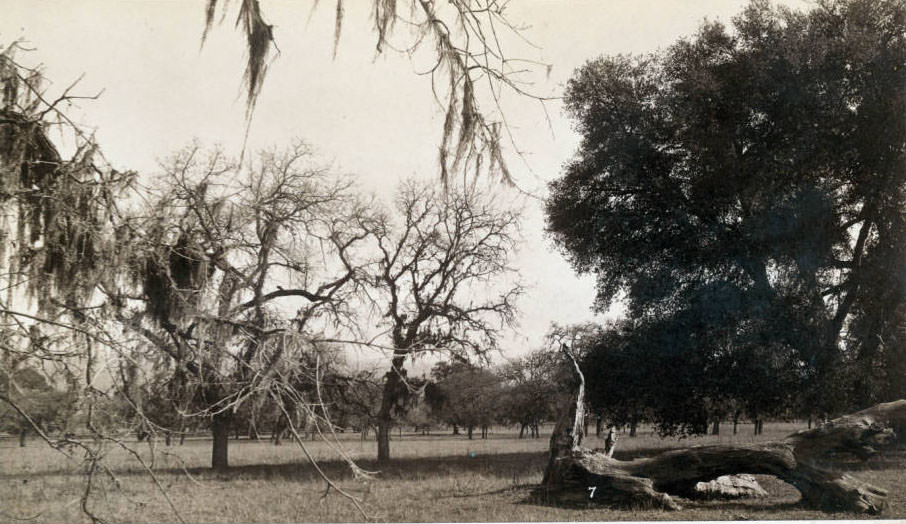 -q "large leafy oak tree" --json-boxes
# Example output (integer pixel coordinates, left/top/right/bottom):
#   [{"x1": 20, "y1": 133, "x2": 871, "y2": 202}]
[{"x1": 547, "y1": 0, "x2": 905, "y2": 421}]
